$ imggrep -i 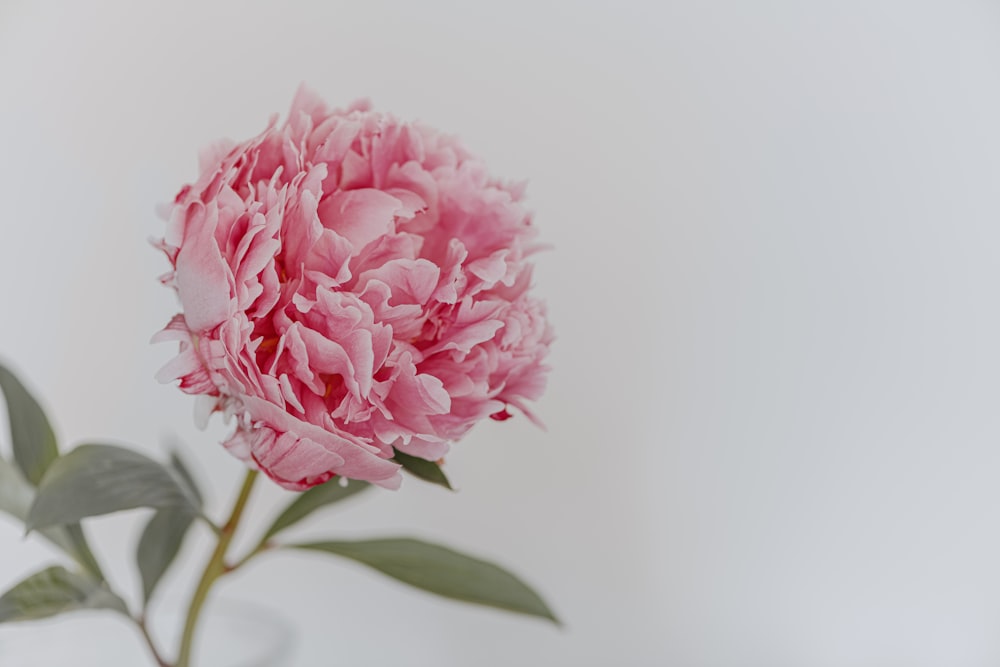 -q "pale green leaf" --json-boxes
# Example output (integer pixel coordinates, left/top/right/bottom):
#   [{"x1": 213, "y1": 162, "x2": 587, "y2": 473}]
[
  {"x1": 136, "y1": 508, "x2": 195, "y2": 603},
  {"x1": 0, "y1": 457, "x2": 103, "y2": 580},
  {"x1": 28, "y1": 444, "x2": 200, "y2": 531},
  {"x1": 0, "y1": 362, "x2": 58, "y2": 485},
  {"x1": 60, "y1": 524, "x2": 104, "y2": 581},
  {"x1": 0, "y1": 566, "x2": 127, "y2": 623},
  {"x1": 293, "y1": 538, "x2": 559, "y2": 623},
  {"x1": 135, "y1": 453, "x2": 202, "y2": 603},
  {"x1": 0, "y1": 456, "x2": 33, "y2": 520},
  {"x1": 393, "y1": 450, "x2": 452, "y2": 490},
  {"x1": 262, "y1": 477, "x2": 370, "y2": 542},
  {"x1": 168, "y1": 451, "x2": 203, "y2": 504}
]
